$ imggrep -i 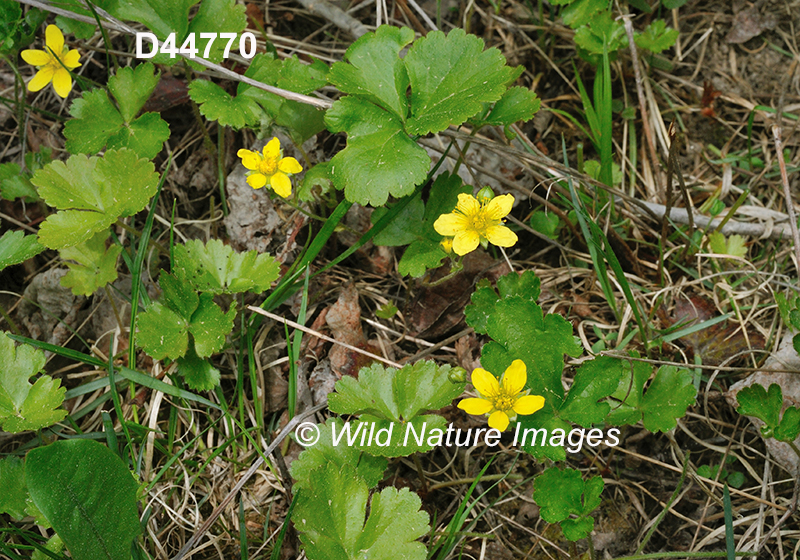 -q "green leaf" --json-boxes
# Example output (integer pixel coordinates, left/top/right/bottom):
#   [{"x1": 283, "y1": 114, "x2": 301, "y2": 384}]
[
  {"x1": 0, "y1": 456, "x2": 28, "y2": 520},
  {"x1": 290, "y1": 418, "x2": 388, "y2": 491},
  {"x1": 573, "y1": 11, "x2": 628, "y2": 54},
  {"x1": 533, "y1": 467, "x2": 603, "y2": 541},
  {"x1": 177, "y1": 345, "x2": 221, "y2": 391},
  {"x1": 325, "y1": 96, "x2": 430, "y2": 206},
  {"x1": 189, "y1": 294, "x2": 236, "y2": 358},
  {"x1": 560, "y1": 0, "x2": 605, "y2": 28},
  {"x1": 188, "y1": 79, "x2": 261, "y2": 129},
  {"x1": 634, "y1": 20, "x2": 679, "y2": 54},
  {"x1": 108, "y1": 62, "x2": 161, "y2": 122},
  {"x1": 736, "y1": 383, "x2": 799, "y2": 440},
  {"x1": 375, "y1": 302, "x2": 398, "y2": 319},
  {"x1": 398, "y1": 239, "x2": 447, "y2": 278},
  {"x1": 173, "y1": 238, "x2": 280, "y2": 294},
  {"x1": 529, "y1": 210, "x2": 560, "y2": 239},
  {"x1": 0, "y1": 332, "x2": 66, "y2": 433},
  {"x1": 372, "y1": 172, "x2": 469, "y2": 277},
  {"x1": 482, "y1": 86, "x2": 541, "y2": 127},
  {"x1": 294, "y1": 462, "x2": 429, "y2": 560},
  {"x1": 113, "y1": 0, "x2": 197, "y2": 38},
  {"x1": 328, "y1": 25, "x2": 415, "y2": 120},
  {"x1": 662, "y1": 0, "x2": 689, "y2": 8},
  {"x1": 25, "y1": 439, "x2": 140, "y2": 560},
  {"x1": 404, "y1": 28, "x2": 518, "y2": 136},
  {"x1": 0, "y1": 162, "x2": 38, "y2": 201},
  {"x1": 328, "y1": 361, "x2": 464, "y2": 456},
  {"x1": 0, "y1": 230, "x2": 44, "y2": 272},
  {"x1": 59, "y1": 231, "x2": 122, "y2": 296},
  {"x1": 708, "y1": 231, "x2": 747, "y2": 259},
  {"x1": 558, "y1": 356, "x2": 621, "y2": 426},
  {"x1": 465, "y1": 270, "x2": 542, "y2": 334},
  {"x1": 64, "y1": 65, "x2": 169, "y2": 159},
  {"x1": 297, "y1": 161, "x2": 334, "y2": 202},
  {"x1": 186, "y1": 0, "x2": 246, "y2": 64},
  {"x1": 607, "y1": 359, "x2": 697, "y2": 432},
  {"x1": 136, "y1": 302, "x2": 189, "y2": 361},
  {"x1": 32, "y1": 149, "x2": 160, "y2": 250}
]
